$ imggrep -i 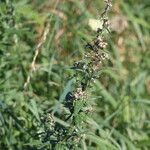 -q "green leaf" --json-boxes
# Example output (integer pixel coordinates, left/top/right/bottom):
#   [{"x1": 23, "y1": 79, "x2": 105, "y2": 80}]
[
  {"x1": 59, "y1": 79, "x2": 74, "y2": 102},
  {"x1": 87, "y1": 134, "x2": 118, "y2": 150},
  {"x1": 27, "y1": 99, "x2": 40, "y2": 122}
]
